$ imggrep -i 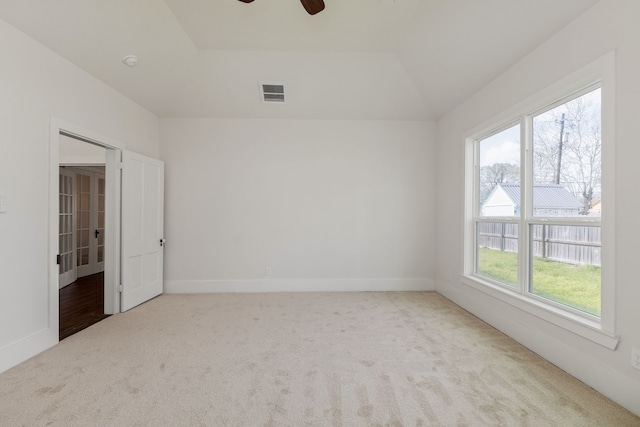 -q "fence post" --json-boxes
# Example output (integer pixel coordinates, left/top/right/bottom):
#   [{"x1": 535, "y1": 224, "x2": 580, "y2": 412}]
[
  {"x1": 542, "y1": 224, "x2": 547, "y2": 259},
  {"x1": 501, "y1": 222, "x2": 505, "y2": 251}
]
